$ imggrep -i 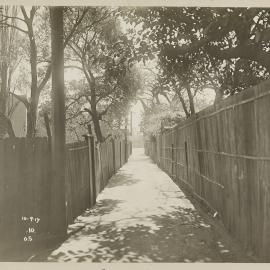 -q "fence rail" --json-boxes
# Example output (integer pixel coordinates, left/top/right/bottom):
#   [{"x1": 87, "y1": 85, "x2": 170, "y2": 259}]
[
  {"x1": 0, "y1": 136, "x2": 131, "y2": 257},
  {"x1": 145, "y1": 80, "x2": 270, "y2": 261}
]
